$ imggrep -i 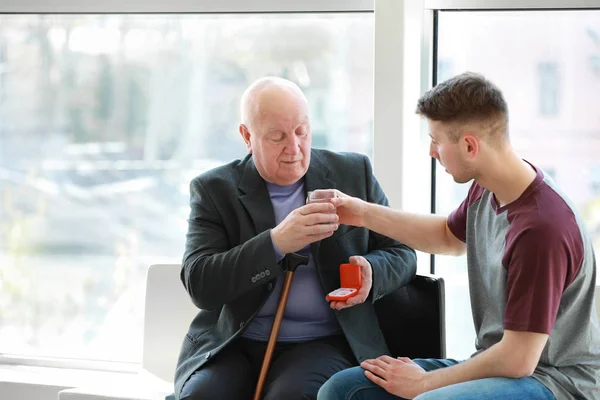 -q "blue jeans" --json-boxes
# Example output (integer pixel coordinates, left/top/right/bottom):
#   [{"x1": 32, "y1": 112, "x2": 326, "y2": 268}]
[{"x1": 317, "y1": 358, "x2": 555, "y2": 400}]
